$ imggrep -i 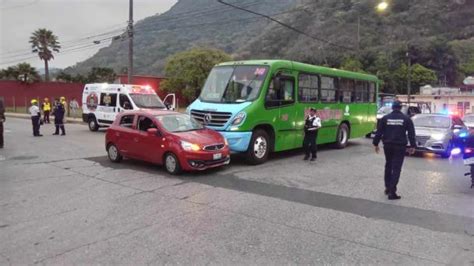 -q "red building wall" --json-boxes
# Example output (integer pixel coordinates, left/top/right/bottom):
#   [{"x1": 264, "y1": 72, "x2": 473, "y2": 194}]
[{"x1": 0, "y1": 80, "x2": 84, "y2": 108}]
